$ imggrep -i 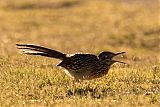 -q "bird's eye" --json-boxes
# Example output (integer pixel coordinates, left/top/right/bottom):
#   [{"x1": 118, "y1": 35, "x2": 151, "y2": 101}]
[{"x1": 105, "y1": 56, "x2": 108, "y2": 58}]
